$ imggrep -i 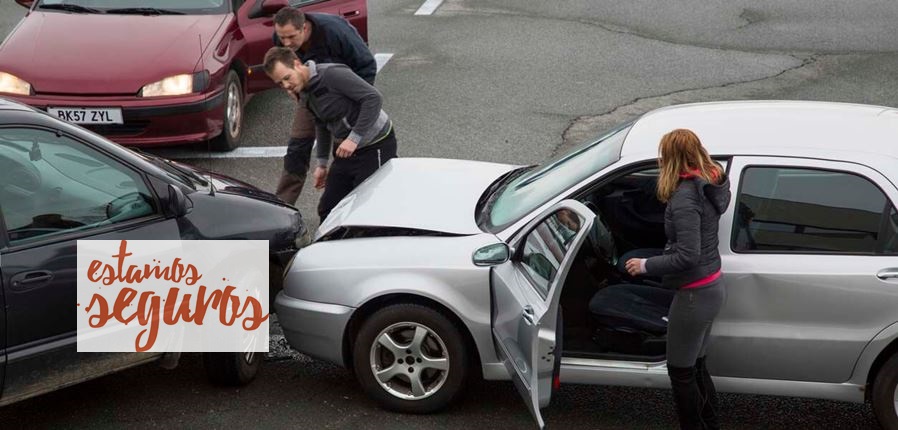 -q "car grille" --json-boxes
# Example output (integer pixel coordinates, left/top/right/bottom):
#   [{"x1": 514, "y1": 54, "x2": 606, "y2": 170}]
[{"x1": 82, "y1": 121, "x2": 149, "y2": 136}]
